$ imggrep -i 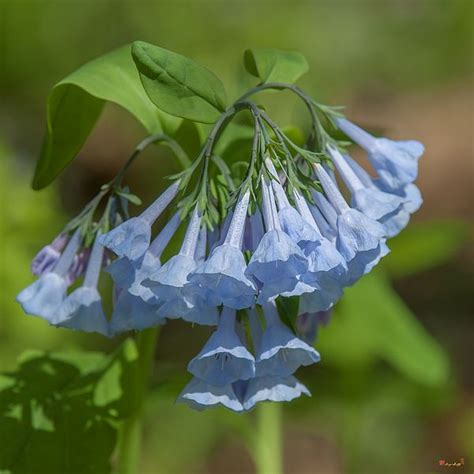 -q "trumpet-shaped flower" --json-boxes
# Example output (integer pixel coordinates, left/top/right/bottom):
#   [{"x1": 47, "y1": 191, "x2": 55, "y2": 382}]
[
  {"x1": 16, "y1": 273, "x2": 68, "y2": 321},
  {"x1": 31, "y1": 234, "x2": 68, "y2": 276},
  {"x1": 109, "y1": 290, "x2": 163, "y2": 335},
  {"x1": 328, "y1": 146, "x2": 404, "y2": 222},
  {"x1": 246, "y1": 178, "x2": 307, "y2": 297},
  {"x1": 296, "y1": 310, "x2": 332, "y2": 344},
  {"x1": 17, "y1": 229, "x2": 82, "y2": 321},
  {"x1": 255, "y1": 302, "x2": 320, "y2": 377},
  {"x1": 187, "y1": 307, "x2": 255, "y2": 386},
  {"x1": 157, "y1": 293, "x2": 218, "y2": 326},
  {"x1": 99, "y1": 181, "x2": 179, "y2": 261},
  {"x1": 314, "y1": 164, "x2": 388, "y2": 285},
  {"x1": 189, "y1": 191, "x2": 257, "y2": 309},
  {"x1": 107, "y1": 212, "x2": 181, "y2": 299},
  {"x1": 177, "y1": 377, "x2": 244, "y2": 412},
  {"x1": 56, "y1": 236, "x2": 108, "y2": 335},
  {"x1": 242, "y1": 375, "x2": 310, "y2": 411},
  {"x1": 336, "y1": 118, "x2": 424, "y2": 190},
  {"x1": 145, "y1": 208, "x2": 201, "y2": 302}
]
